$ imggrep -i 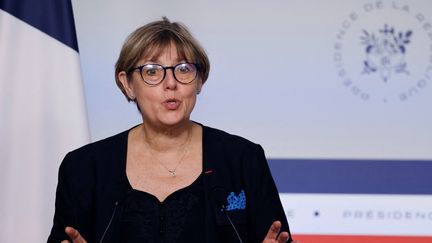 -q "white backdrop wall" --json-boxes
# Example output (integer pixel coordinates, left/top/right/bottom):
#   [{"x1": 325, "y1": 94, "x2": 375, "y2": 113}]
[
  {"x1": 72, "y1": 0, "x2": 432, "y2": 240},
  {"x1": 74, "y1": 0, "x2": 432, "y2": 159}
]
